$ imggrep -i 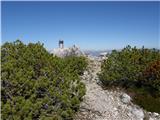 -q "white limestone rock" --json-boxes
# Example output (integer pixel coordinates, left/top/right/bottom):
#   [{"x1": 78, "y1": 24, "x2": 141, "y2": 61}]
[
  {"x1": 129, "y1": 106, "x2": 144, "y2": 120},
  {"x1": 148, "y1": 112, "x2": 160, "y2": 120},
  {"x1": 120, "y1": 93, "x2": 131, "y2": 104},
  {"x1": 51, "y1": 45, "x2": 84, "y2": 58}
]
